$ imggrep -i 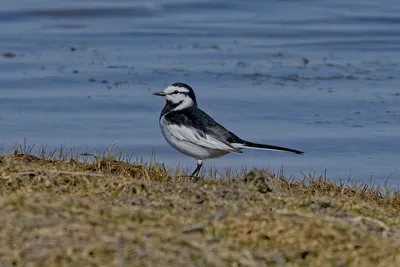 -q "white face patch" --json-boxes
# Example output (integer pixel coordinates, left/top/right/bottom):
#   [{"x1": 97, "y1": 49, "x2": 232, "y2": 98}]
[{"x1": 162, "y1": 85, "x2": 194, "y2": 111}]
